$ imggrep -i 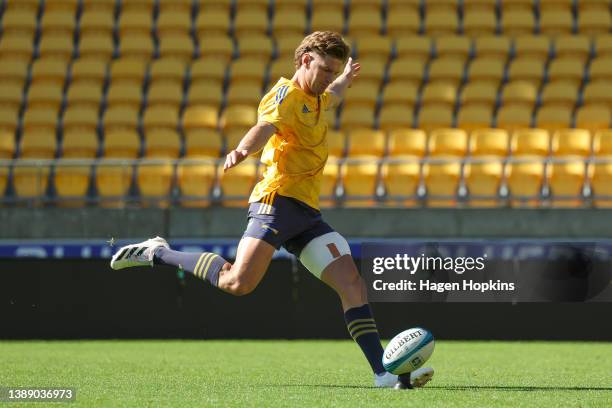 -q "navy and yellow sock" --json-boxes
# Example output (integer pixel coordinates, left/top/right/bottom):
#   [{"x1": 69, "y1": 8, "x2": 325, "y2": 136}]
[
  {"x1": 153, "y1": 247, "x2": 226, "y2": 286},
  {"x1": 344, "y1": 304, "x2": 386, "y2": 375}
]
